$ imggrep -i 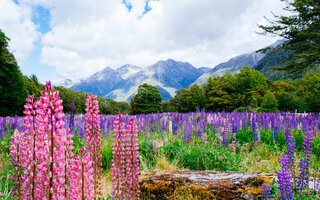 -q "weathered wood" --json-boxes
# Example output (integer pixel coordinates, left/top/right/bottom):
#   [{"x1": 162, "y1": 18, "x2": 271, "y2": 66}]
[{"x1": 139, "y1": 170, "x2": 276, "y2": 200}]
